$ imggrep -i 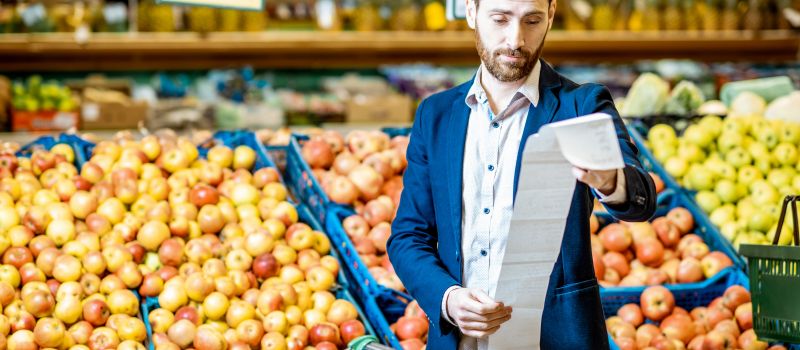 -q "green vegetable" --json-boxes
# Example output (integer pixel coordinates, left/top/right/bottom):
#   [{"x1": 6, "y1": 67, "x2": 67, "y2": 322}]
[
  {"x1": 620, "y1": 73, "x2": 670, "y2": 117},
  {"x1": 664, "y1": 80, "x2": 706, "y2": 116}
]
